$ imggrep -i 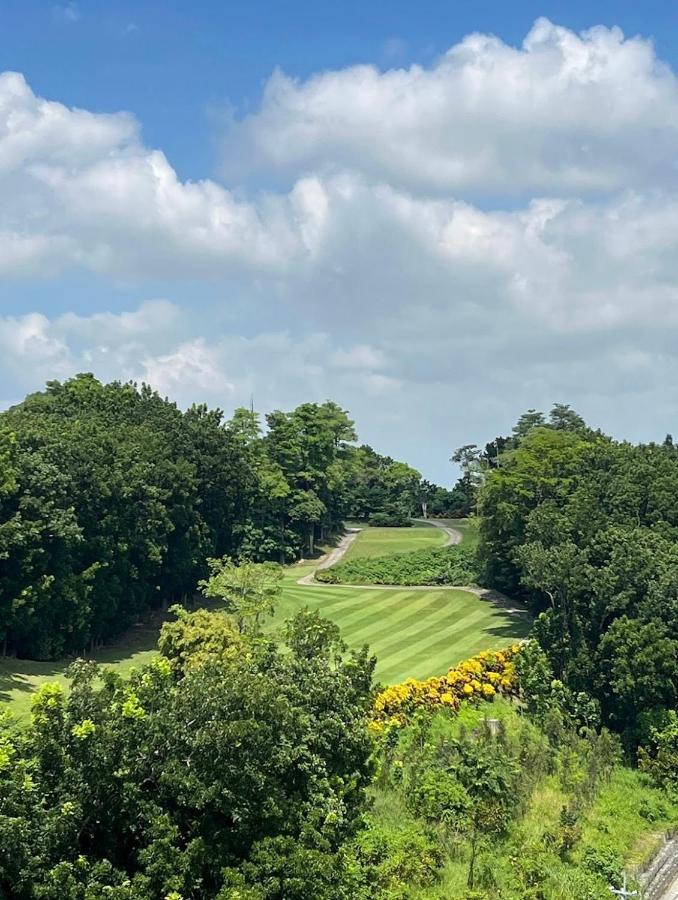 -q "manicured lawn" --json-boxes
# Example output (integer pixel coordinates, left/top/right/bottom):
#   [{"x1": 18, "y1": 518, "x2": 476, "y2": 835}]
[
  {"x1": 0, "y1": 518, "x2": 529, "y2": 716},
  {"x1": 344, "y1": 522, "x2": 447, "y2": 561},
  {"x1": 438, "y1": 517, "x2": 480, "y2": 548},
  {"x1": 277, "y1": 566, "x2": 530, "y2": 684},
  {"x1": 0, "y1": 624, "x2": 159, "y2": 720}
]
